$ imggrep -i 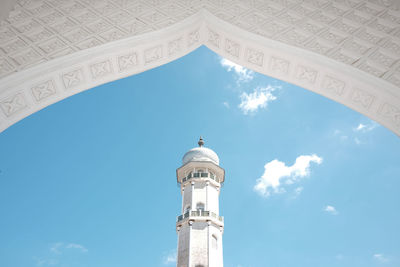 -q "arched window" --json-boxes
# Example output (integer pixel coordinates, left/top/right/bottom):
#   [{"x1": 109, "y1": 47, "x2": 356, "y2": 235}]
[
  {"x1": 212, "y1": 235, "x2": 218, "y2": 249},
  {"x1": 196, "y1": 202, "x2": 205, "y2": 212}
]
